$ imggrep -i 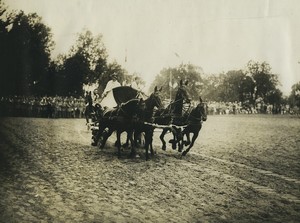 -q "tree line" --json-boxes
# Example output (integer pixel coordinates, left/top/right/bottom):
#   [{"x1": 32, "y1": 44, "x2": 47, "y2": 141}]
[
  {"x1": 1, "y1": 0, "x2": 299, "y2": 108},
  {"x1": 150, "y1": 61, "x2": 300, "y2": 107},
  {"x1": 0, "y1": 1, "x2": 134, "y2": 98}
]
